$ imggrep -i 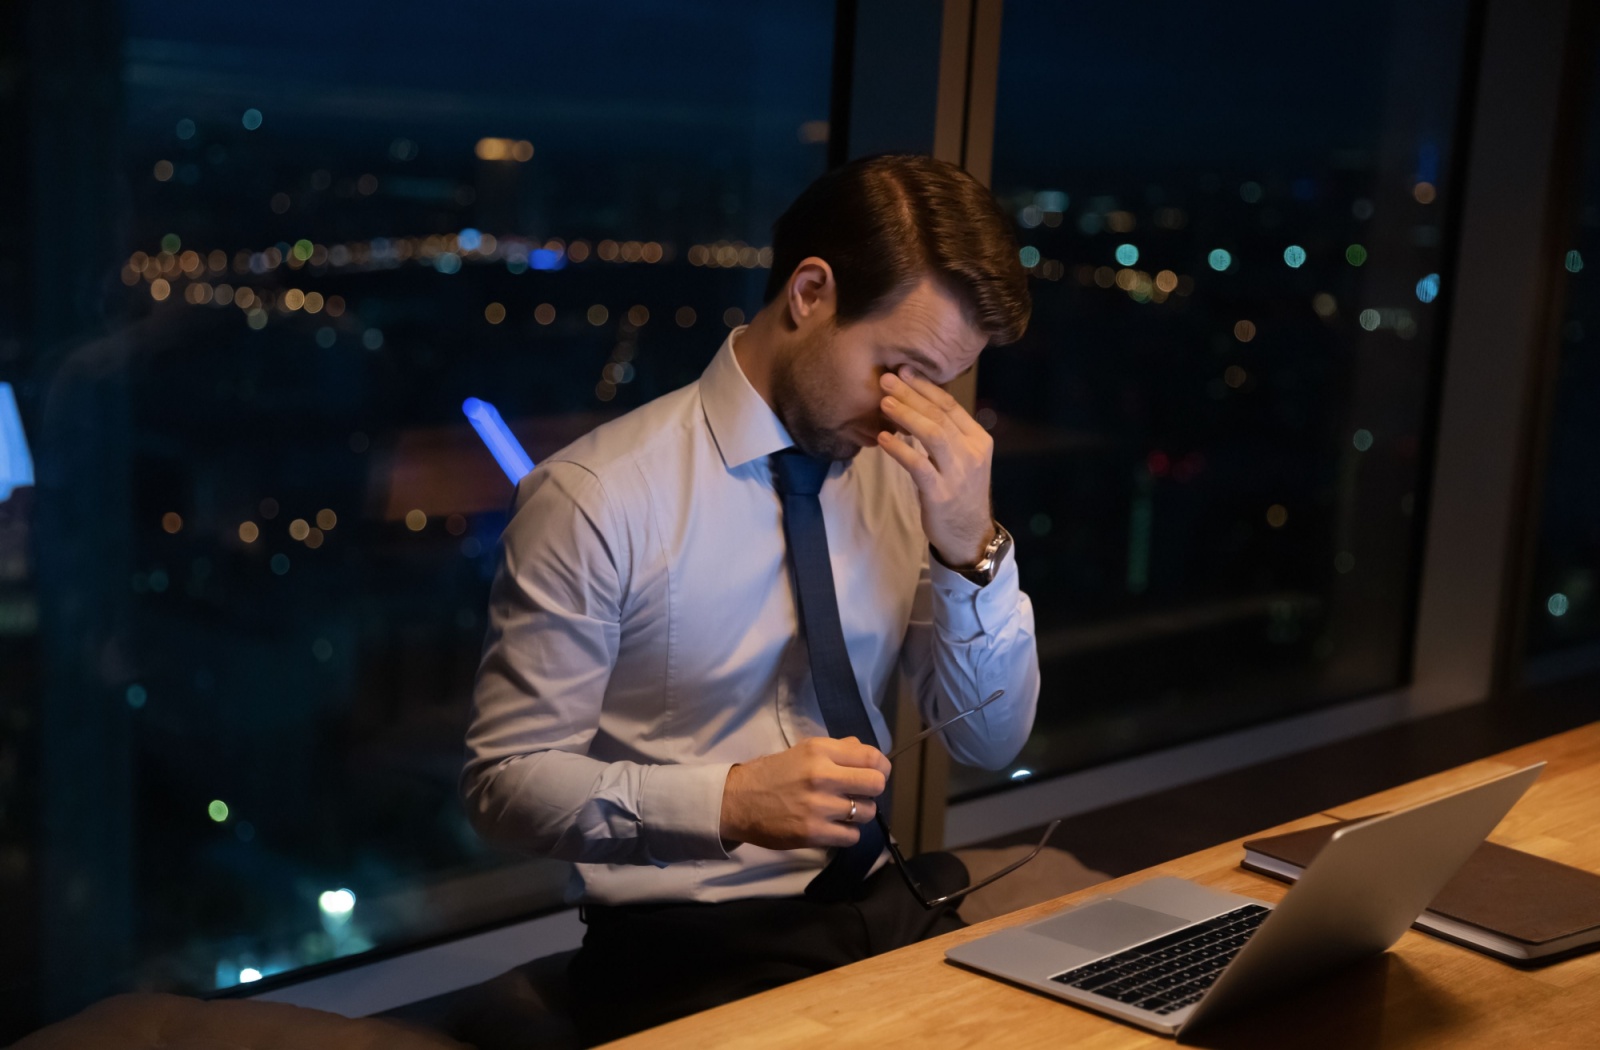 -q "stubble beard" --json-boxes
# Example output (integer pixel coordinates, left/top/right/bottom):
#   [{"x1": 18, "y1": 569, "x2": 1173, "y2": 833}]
[{"x1": 770, "y1": 326, "x2": 864, "y2": 462}]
